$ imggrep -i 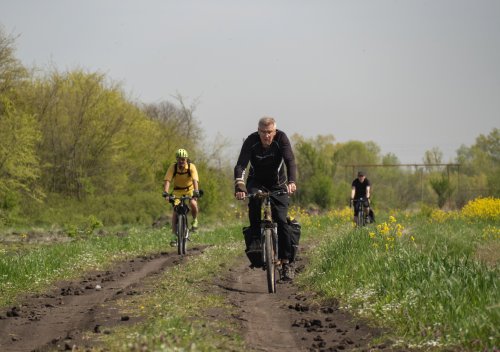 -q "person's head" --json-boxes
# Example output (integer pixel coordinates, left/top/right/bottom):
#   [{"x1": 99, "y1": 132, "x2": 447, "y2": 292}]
[
  {"x1": 357, "y1": 170, "x2": 366, "y2": 180},
  {"x1": 176, "y1": 148, "x2": 189, "y2": 165},
  {"x1": 257, "y1": 116, "x2": 277, "y2": 147}
]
